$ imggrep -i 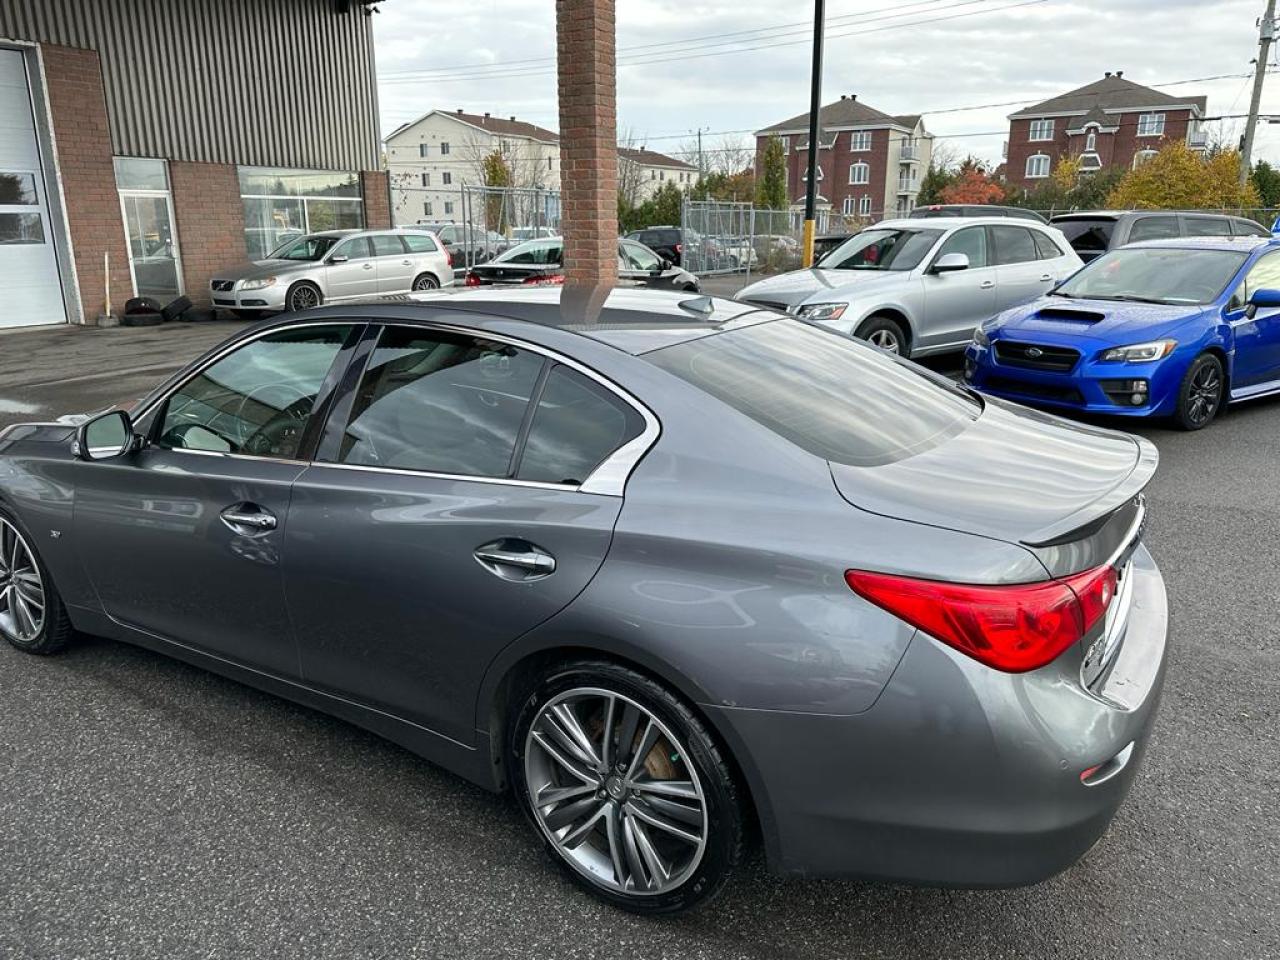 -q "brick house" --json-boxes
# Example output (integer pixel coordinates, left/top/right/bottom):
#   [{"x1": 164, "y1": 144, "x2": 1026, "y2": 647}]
[
  {"x1": 755, "y1": 95, "x2": 933, "y2": 223},
  {"x1": 1005, "y1": 72, "x2": 1208, "y2": 192},
  {"x1": 0, "y1": 0, "x2": 390, "y2": 329}
]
